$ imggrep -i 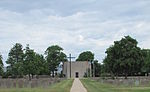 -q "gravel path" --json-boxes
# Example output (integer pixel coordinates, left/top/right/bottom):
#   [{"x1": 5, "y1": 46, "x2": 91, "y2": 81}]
[{"x1": 70, "y1": 78, "x2": 87, "y2": 92}]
